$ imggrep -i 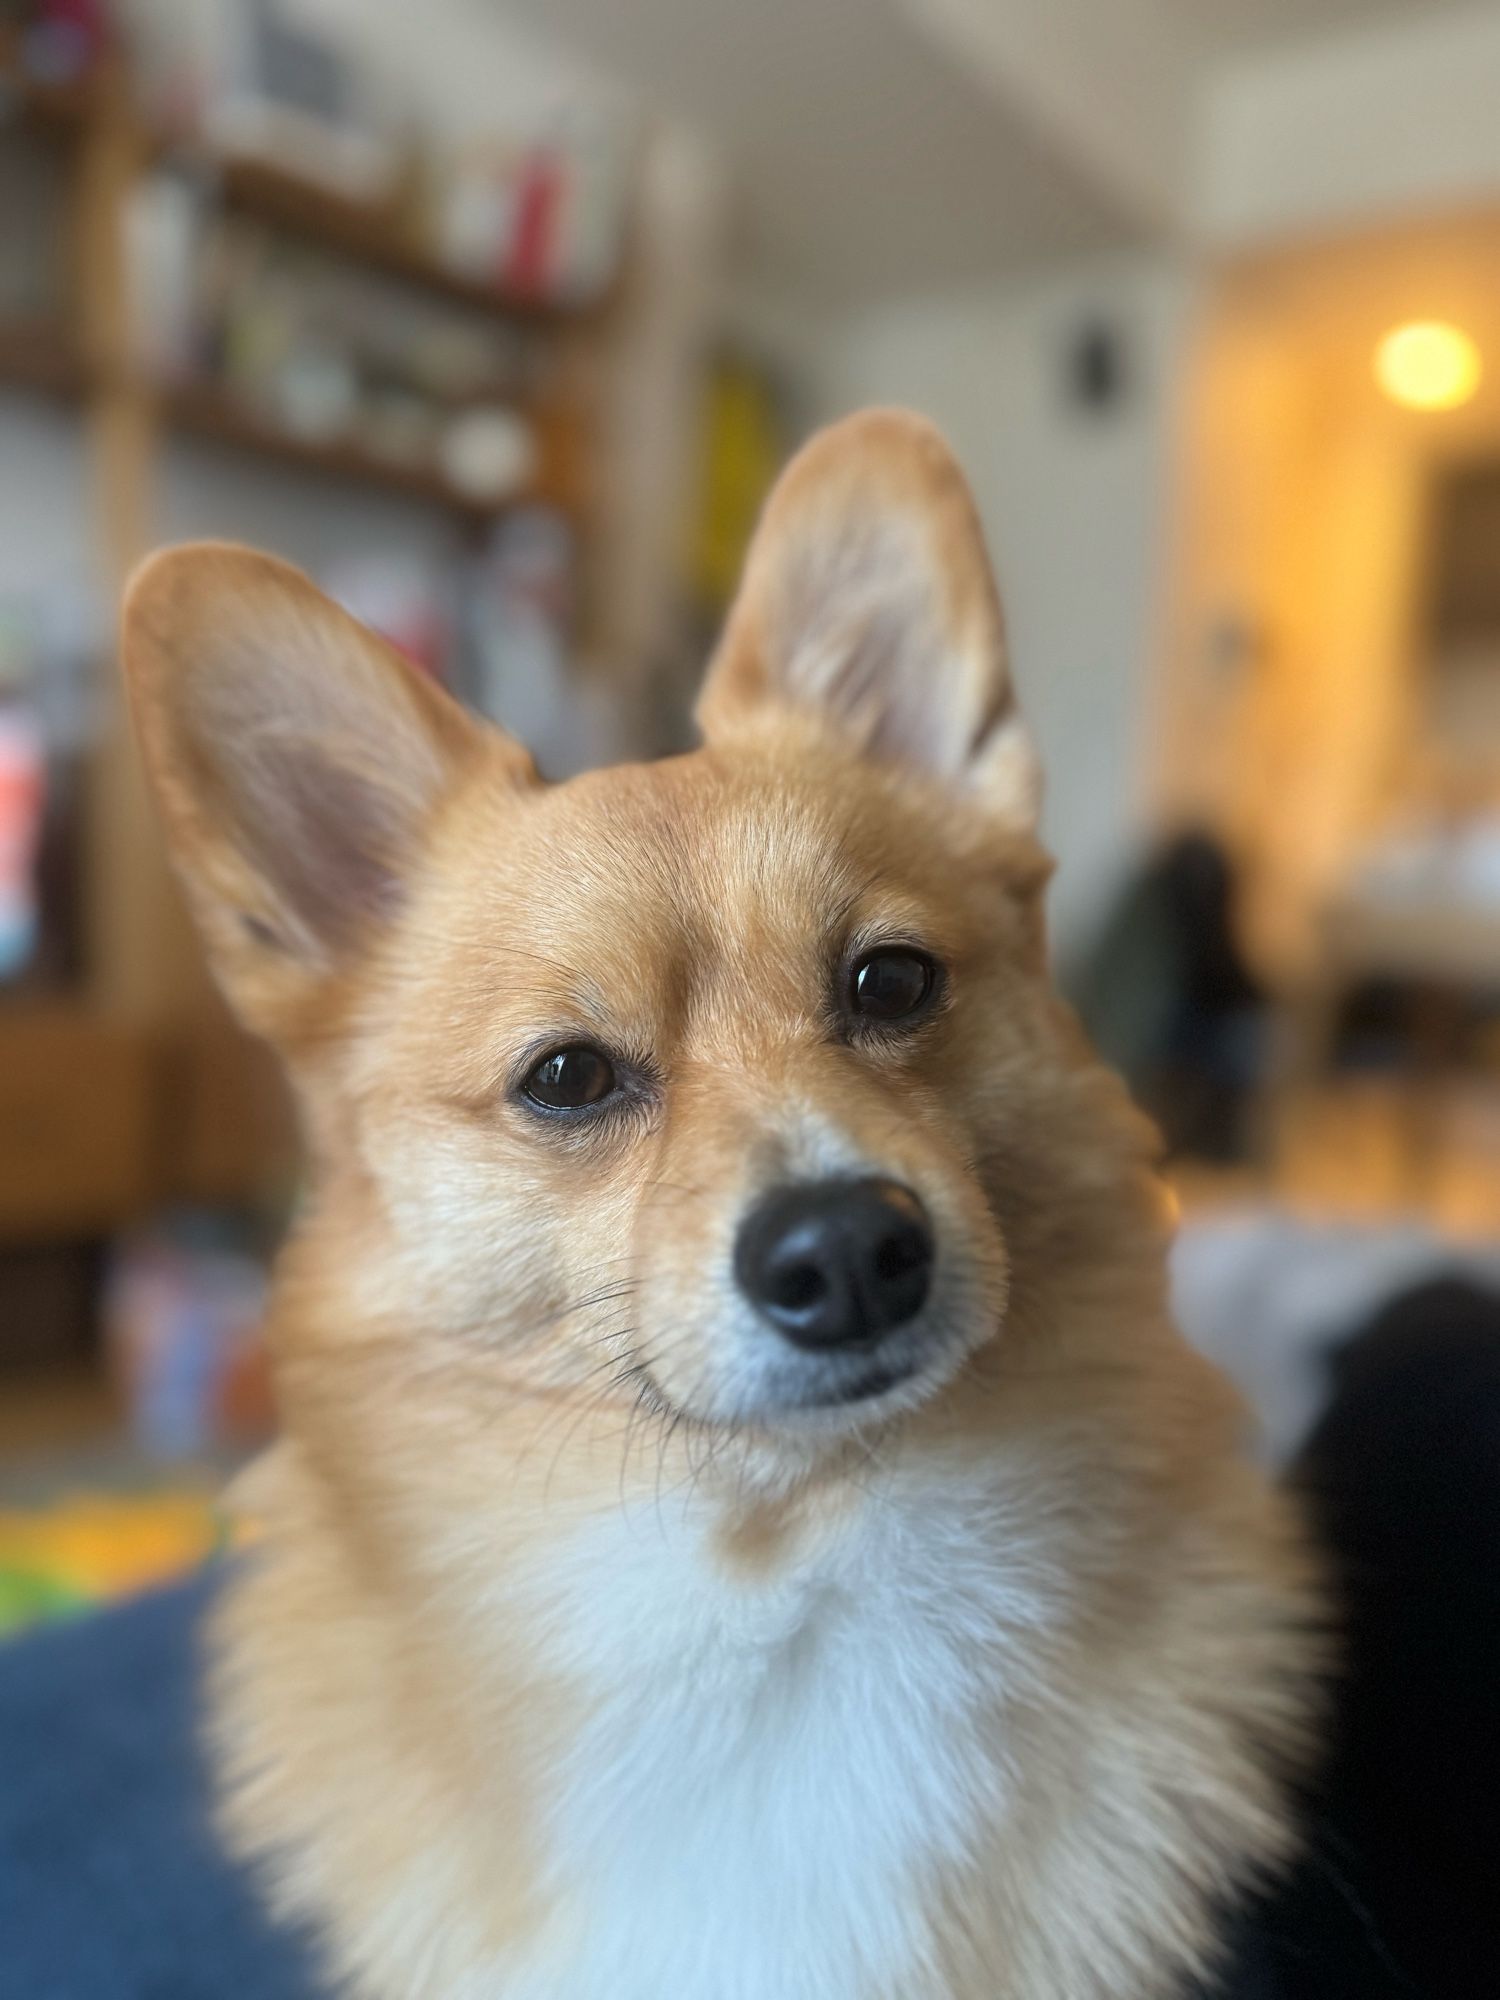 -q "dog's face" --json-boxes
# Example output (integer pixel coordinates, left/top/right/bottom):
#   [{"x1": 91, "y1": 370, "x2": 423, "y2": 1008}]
[{"x1": 124, "y1": 413, "x2": 1134, "y2": 1465}]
